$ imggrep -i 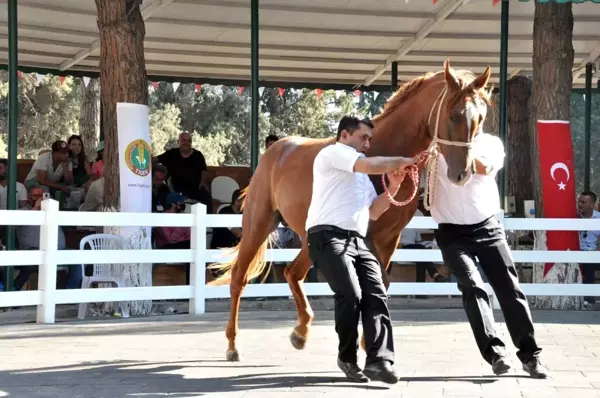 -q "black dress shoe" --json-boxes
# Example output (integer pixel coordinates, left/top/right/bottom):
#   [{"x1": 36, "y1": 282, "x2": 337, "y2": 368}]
[
  {"x1": 337, "y1": 358, "x2": 369, "y2": 383},
  {"x1": 523, "y1": 357, "x2": 549, "y2": 379},
  {"x1": 363, "y1": 361, "x2": 399, "y2": 384},
  {"x1": 492, "y1": 355, "x2": 511, "y2": 375}
]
